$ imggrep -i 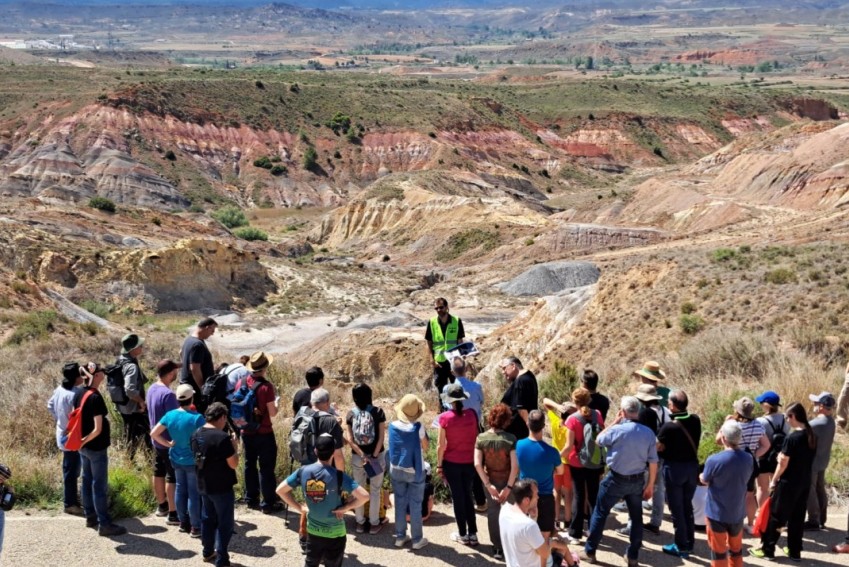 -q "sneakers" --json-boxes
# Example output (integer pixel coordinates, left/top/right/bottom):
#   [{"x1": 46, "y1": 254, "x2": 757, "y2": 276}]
[
  {"x1": 203, "y1": 551, "x2": 218, "y2": 563},
  {"x1": 493, "y1": 548, "x2": 504, "y2": 561},
  {"x1": 155, "y1": 502, "x2": 169, "y2": 517},
  {"x1": 179, "y1": 521, "x2": 191, "y2": 533},
  {"x1": 64, "y1": 505, "x2": 85, "y2": 516},
  {"x1": 261, "y1": 502, "x2": 285, "y2": 515},
  {"x1": 744, "y1": 524, "x2": 755, "y2": 536},
  {"x1": 624, "y1": 553, "x2": 638, "y2": 567},
  {"x1": 475, "y1": 503, "x2": 488, "y2": 513},
  {"x1": 412, "y1": 538, "x2": 429, "y2": 550},
  {"x1": 641, "y1": 501, "x2": 652, "y2": 511},
  {"x1": 578, "y1": 549, "x2": 597, "y2": 564},
  {"x1": 468, "y1": 534, "x2": 479, "y2": 547},
  {"x1": 661, "y1": 543, "x2": 690, "y2": 558},
  {"x1": 98, "y1": 523, "x2": 128, "y2": 537},
  {"x1": 615, "y1": 526, "x2": 631, "y2": 535},
  {"x1": 395, "y1": 535, "x2": 411, "y2": 548},
  {"x1": 190, "y1": 527, "x2": 202, "y2": 538},
  {"x1": 802, "y1": 521, "x2": 822, "y2": 531},
  {"x1": 356, "y1": 522, "x2": 366, "y2": 534},
  {"x1": 748, "y1": 547, "x2": 774, "y2": 560},
  {"x1": 613, "y1": 501, "x2": 628, "y2": 512},
  {"x1": 85, "y1": 516, "x2": 99, "y2": 529},
  {"x1": 369, "y1": 522, "x2": 384, "y2": 535},
  {"x1": 644, "y1": 523, "x2": 661, "y2": 535},
  {"x1": 450, "y1": 532, "x2": 471, "y2": 545},
  {"x1": 833, "y1": 542, "x2": 849, "y2": 553},
  {"x1": 782, "y1": 546, "x2": 801, "y2": 562},
  {"x1": 166, "y1": 512, "x2": 180, "y2": 525},
  {"x1": 562, "y1": 532, "x2": 581, "y2": 545}
]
